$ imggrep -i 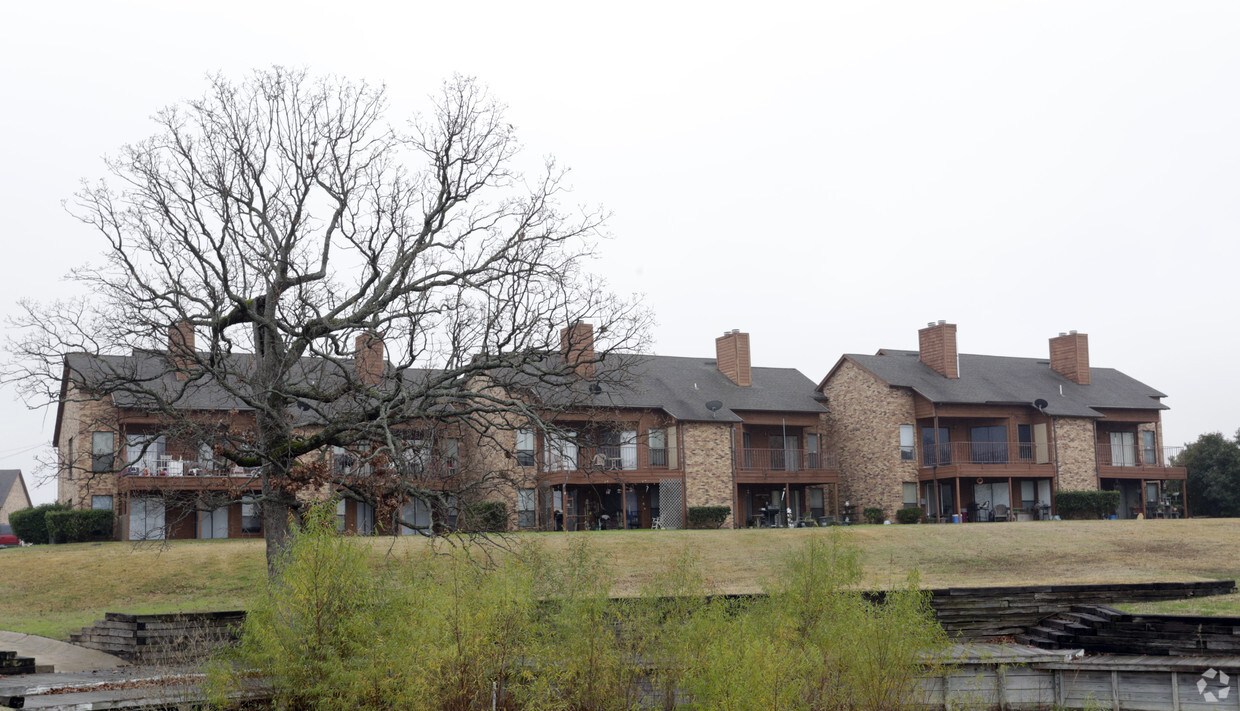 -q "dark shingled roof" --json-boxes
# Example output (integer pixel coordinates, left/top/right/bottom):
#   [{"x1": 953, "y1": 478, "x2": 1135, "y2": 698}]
[
  {"x1": 63, "y1": 350, "x2": 443, "y2": 424},
  {"x1": 836, "y1": 349, "x2": 1167, "y2": 417},
  {"x1": 64, "y1": 350, "x2": 825, "y2": 424},
  {"x1": 539, "y1": 354, "x2": 826, "y2": 422}
]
